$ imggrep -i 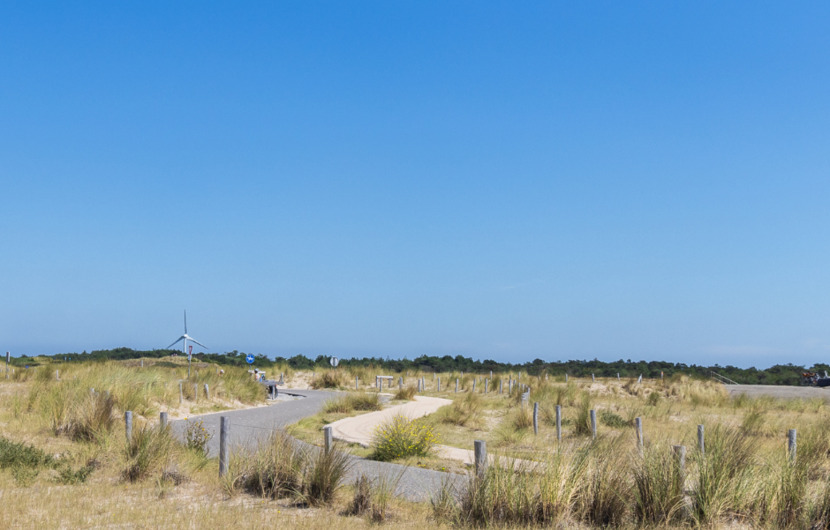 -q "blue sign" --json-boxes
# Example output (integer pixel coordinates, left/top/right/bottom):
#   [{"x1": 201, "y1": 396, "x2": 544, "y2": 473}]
[{"x1": 245, "y1": 354, "x2": 255, "y2": 364}]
